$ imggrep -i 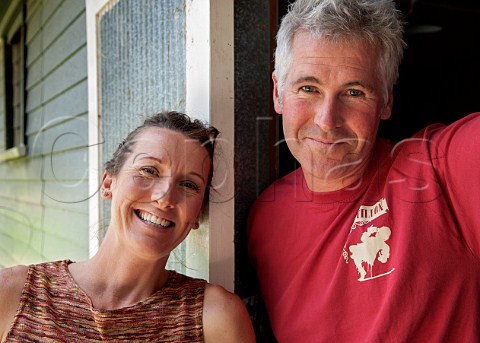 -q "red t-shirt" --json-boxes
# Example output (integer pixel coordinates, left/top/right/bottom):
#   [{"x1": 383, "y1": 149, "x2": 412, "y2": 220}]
[{"x1": 248, "y1": 113, "x2": 480, "y2": 342}]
